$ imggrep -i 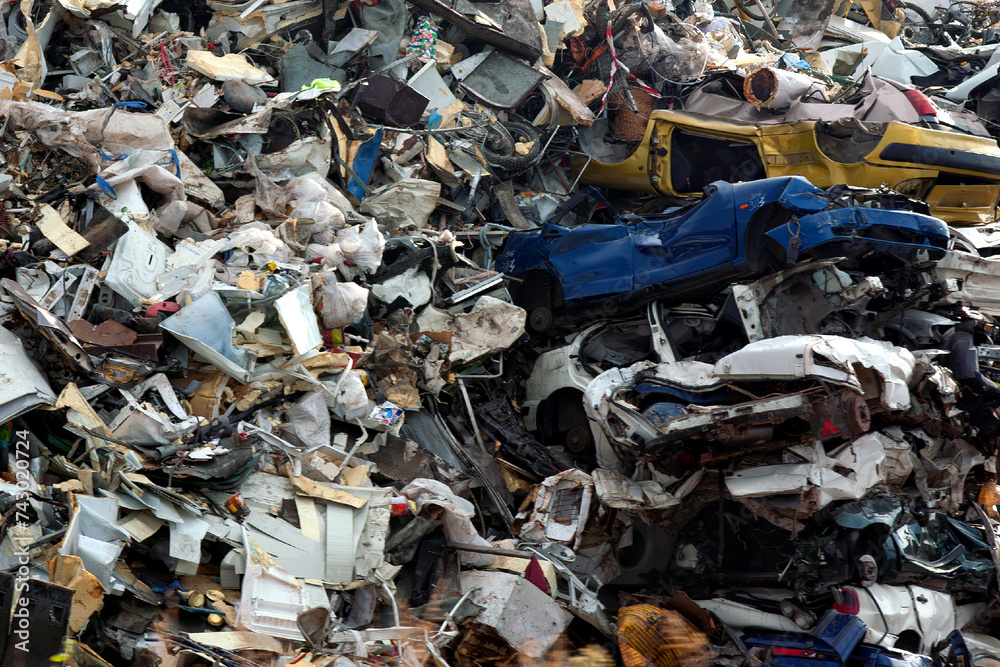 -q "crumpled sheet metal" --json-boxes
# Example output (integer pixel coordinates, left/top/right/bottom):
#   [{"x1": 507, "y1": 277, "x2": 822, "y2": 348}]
[
  {"x1": 159, "y1": 291, "x2": 256, "y2": 382},
  {"x1": 460, "y1": 570, "x2": 573, "y2": 658},
  {"x1": 401, "y1": 478, "x2": 497, "y2": 567},
  {"x1": 573, "y1": 108, "x2": 1000, "y2": 226},
  {"x1": 714, "y1": 335, "x2": 917, "y2": 410},
  {"x1": 0, "y1": 324, "x2": 57, "y2": 423},
  {"x1": 582, "y1": 359, "x2": 720, "y2": 468},
  {"x1": 1, "y1": 277, "x2": 94, "y2": 373},
  {"x1": 109, "y1": 374, "x2": 200, "y2": 446},
  {"x1": 933, "y1": 250, "x2": 1000, "y2": 315},
  {"x1": 591, "y1": 468, "x2": 686, "y2": 511},
  {"x1": 4, "y1": 2, "x2": 1000, "y2": 664},
  {"x1": 724, "y1": 433, "x2": 892, "y2": 510}
]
